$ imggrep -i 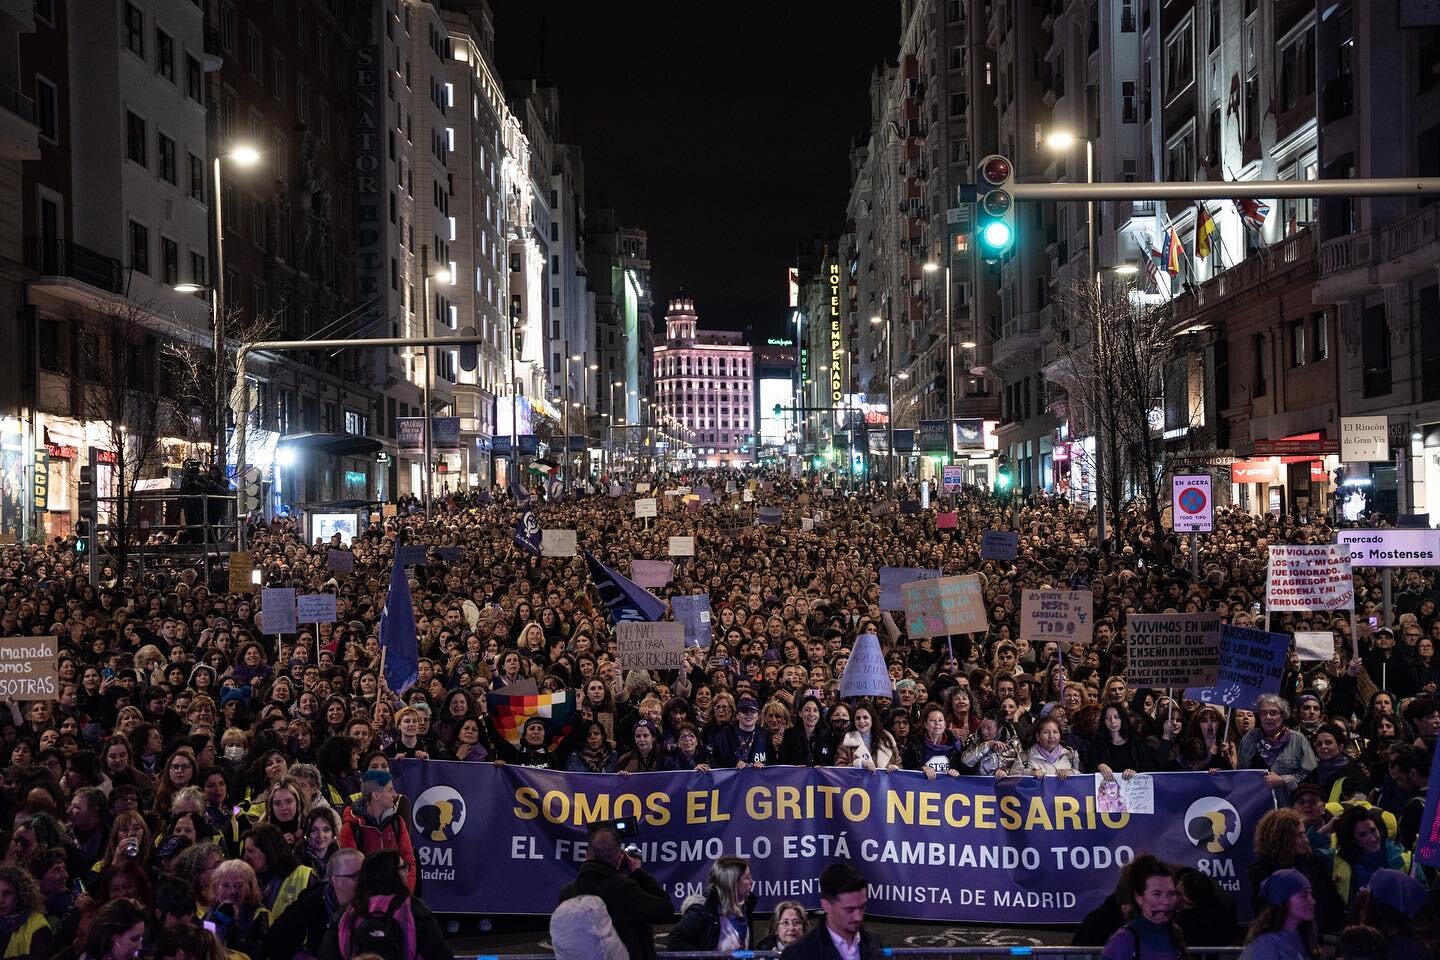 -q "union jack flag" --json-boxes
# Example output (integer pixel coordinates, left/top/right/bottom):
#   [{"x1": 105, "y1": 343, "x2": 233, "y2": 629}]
[{"x1": 1234, "y1": 197, "x2": 1270, "y2": 233}]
